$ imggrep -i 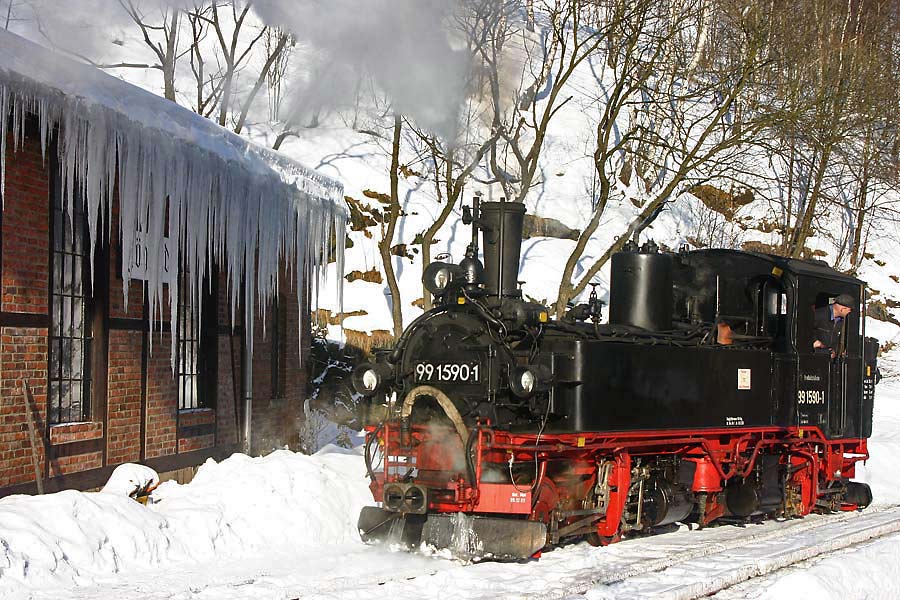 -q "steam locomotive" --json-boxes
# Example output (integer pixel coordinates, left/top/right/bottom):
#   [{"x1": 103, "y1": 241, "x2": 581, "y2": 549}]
[{"x1": 353, "y1": 199, "x2": 878, "y2": 560}]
